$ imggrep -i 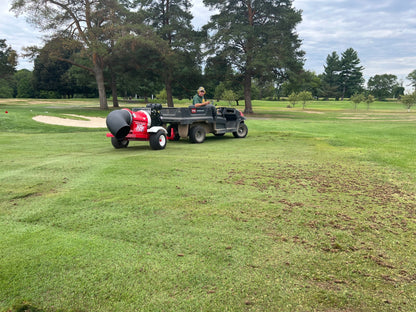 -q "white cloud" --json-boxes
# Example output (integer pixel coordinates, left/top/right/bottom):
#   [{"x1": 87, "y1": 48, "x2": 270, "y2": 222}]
[
  {"x1": 190, "y1": 1, "x2": 217, "y2": 29},
  {"x1": 2, "y1": 0, "x2": 416, "y2": 85},
  {"x1": 293, "y1": 0, "x2": 416, "y2": 85},
  {"x1": 1, "y1": 1, "x2": 43, "y2": 69}
]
